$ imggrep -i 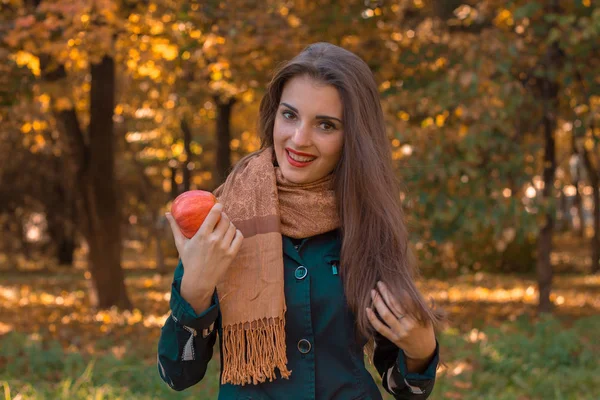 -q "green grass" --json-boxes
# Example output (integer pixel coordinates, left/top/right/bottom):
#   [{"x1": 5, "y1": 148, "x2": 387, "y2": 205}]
[
  {"x1": 2, "y1": 314, "x2": 599, "y2": 400},
  {"x1": 0, "y1": 331, "x2": 220, "y2": 400}
]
